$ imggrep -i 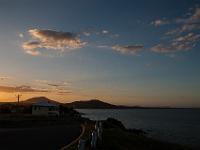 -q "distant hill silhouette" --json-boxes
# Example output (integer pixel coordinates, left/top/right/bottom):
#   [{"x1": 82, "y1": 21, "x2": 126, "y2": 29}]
[
  {"x1": 21, "y1": 97, "x2": 61, "y2": 105},
  {"x1": 64, "y1": 99, "x2": 169, "y2": 109},
  {"x1": 1, "y1": 97, "x2": 178, "y2": 109},
  {"x1": 65, "y1": 99, "x2": 118, "y2": 109}
]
